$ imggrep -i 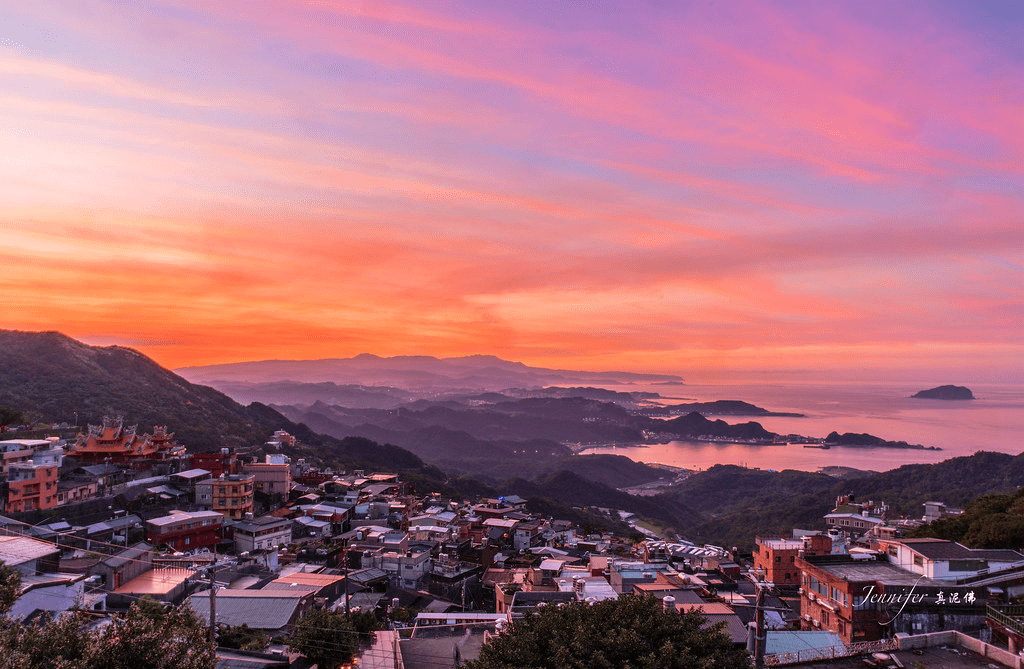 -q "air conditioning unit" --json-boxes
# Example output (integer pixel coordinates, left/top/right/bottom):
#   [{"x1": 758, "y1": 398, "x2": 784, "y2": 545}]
[
  {"x1": 813, "y1": 620, "x2": 821, "y2": 628},
  {"x1": 808, "y1": 592, "x2": 816, "y2": 601}
]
